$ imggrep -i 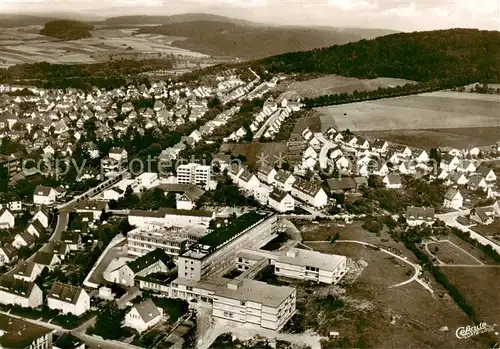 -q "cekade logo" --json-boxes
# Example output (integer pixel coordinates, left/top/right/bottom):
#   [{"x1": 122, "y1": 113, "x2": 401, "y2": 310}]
[{"x1": 455, "y1": 322, "x2": 497, "y2": 339}]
